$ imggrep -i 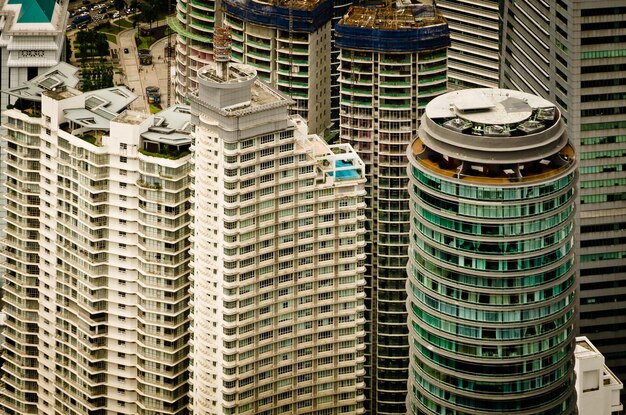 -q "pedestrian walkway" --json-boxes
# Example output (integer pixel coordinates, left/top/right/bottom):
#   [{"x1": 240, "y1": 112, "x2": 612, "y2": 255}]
[{"x1": 113, "y1": 19, "x2": 173, "y2": 113}]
